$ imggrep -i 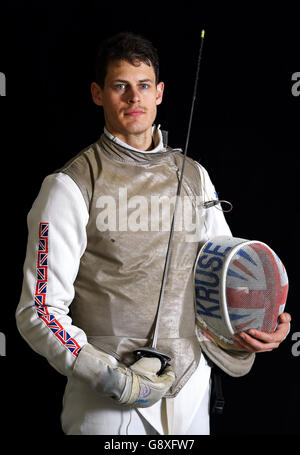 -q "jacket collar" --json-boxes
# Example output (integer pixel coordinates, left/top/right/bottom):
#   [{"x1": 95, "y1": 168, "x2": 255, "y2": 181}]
[{"x1": 99, "y1": 125, "x2": 182, "y2": 165}]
